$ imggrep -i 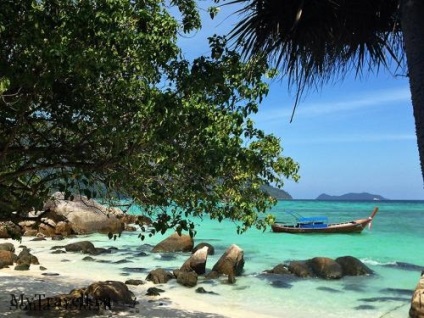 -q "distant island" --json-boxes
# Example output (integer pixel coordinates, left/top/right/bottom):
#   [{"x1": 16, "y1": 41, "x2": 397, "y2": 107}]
[
  {"x1": 316, "y1": 192, "x2": 389, "y2": 201},
  {"x1": 262, "y1": 185, "x2": 292, "y2": 200}
]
